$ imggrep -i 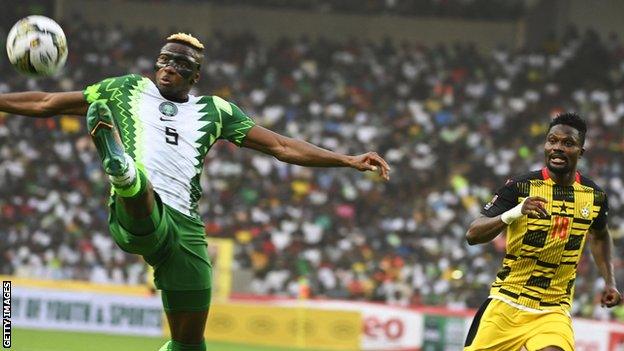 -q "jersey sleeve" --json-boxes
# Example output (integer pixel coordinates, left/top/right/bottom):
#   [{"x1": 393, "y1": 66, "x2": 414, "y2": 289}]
[
  {"x1": 590, "y1": 192, "x2": 609, "y2": 230},
  {"x1": 216, "y1": 97, "x2": 256, "y2": 146},
  {"x1": 481, "y1": 179, "x2": 521, "y2": 217},
  {"x1": 83, "y1": 74, "x2": 141, "y2": 103}
]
